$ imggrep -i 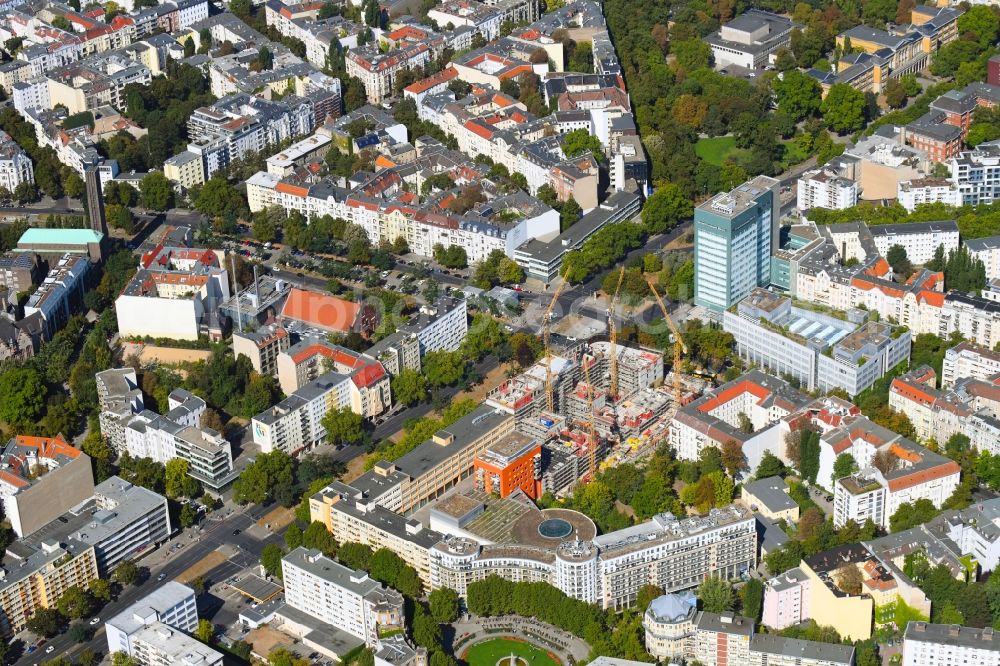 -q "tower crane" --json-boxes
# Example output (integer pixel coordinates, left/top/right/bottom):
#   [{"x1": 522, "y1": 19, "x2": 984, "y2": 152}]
[
  {"x1": 608, "y1": 266, "x2": 625, "y2": 400},
  {"x1": 648, "y1": 279, "x2": 688, "y2": 405},
  {"x1": 543, "y1": 280, "x2": 568, "y2": 413},
  {"x1": 582, "y1": 357, "x2": 598, "y2": 481}
]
